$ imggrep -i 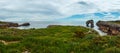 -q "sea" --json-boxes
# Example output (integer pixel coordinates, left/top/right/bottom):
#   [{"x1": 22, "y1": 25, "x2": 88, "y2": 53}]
[{"x1": 11, "y1": 21, "x2": 107, "y2": 36}]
